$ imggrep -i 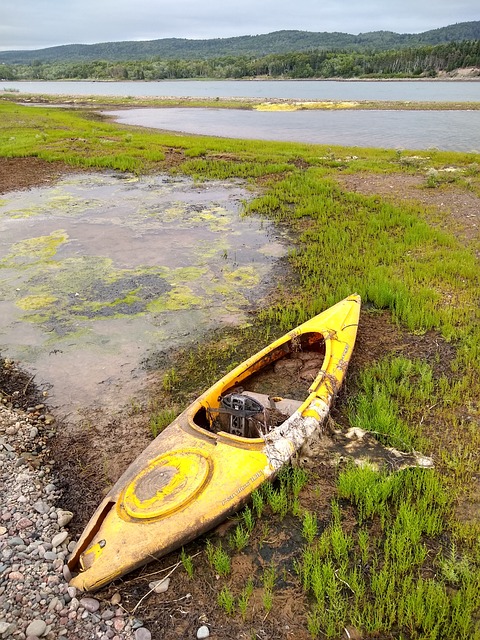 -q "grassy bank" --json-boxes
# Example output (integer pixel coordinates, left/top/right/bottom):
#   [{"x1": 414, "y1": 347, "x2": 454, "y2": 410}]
[{"x1": 1, "y1": 100, "x2": 479, "y2": 639}]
